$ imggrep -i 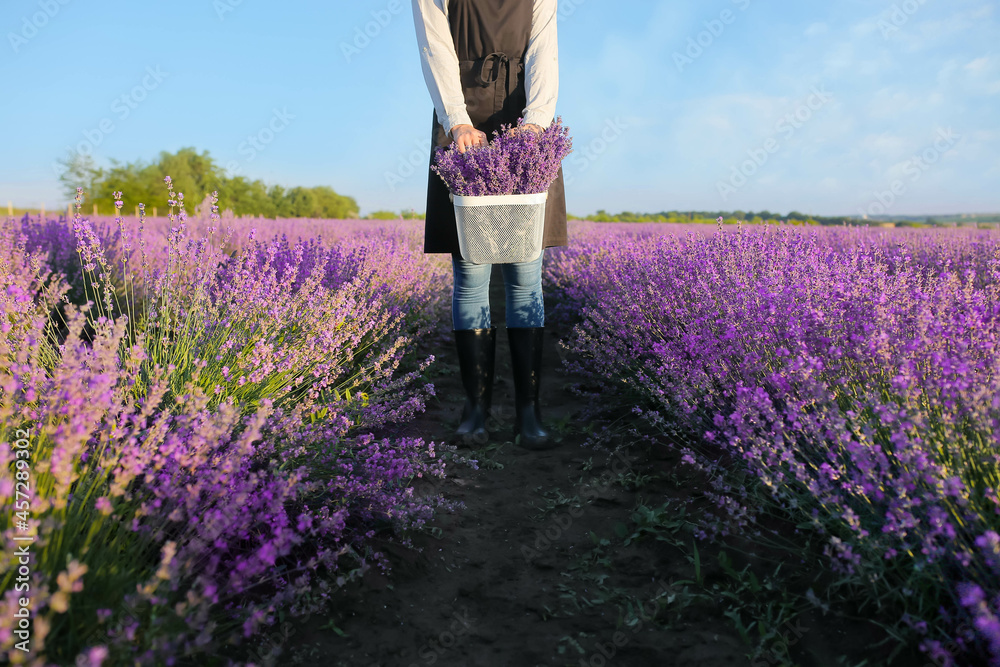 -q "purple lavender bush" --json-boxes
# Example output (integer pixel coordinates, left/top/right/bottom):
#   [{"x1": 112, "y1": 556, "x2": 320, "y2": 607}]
[
  {"x1": 5, "y1": 207, "x2": 132, "y2": 343},
  {"x1": 545, "y1": 222, "x2": 1000, "y2": 666},
  {"x1": 0, "y1": 181, "x2": 462, "y2": 665},
  {"x1": 431, "y1": 117, "x2": 572, "y2": 196}
]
